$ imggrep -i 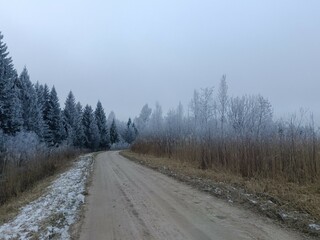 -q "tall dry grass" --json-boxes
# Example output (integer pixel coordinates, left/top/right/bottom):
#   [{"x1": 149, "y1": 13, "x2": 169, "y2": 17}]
[
  {"x1": 132, "y1": 130, "x2": 320, "y2": 184},
  {"x1": 0, "y1": 147, "x2": 84, "y2": 205}
]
